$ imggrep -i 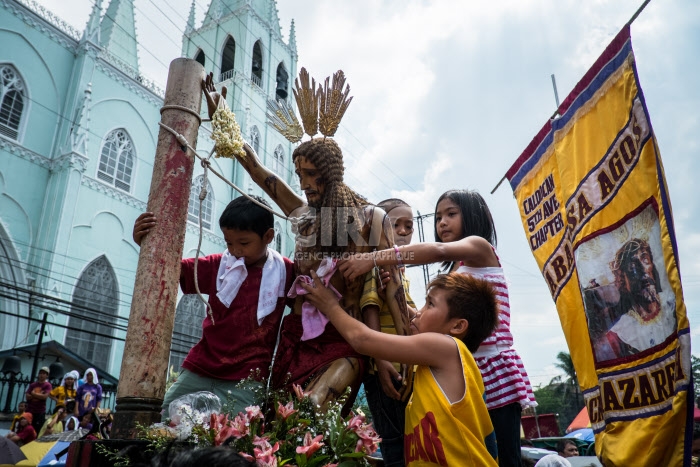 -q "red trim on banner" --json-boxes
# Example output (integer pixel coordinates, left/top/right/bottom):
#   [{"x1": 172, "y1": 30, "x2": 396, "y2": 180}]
[
  {"x1": 505, "y1": 119, "x2": 551, "y2": 181},
  {"x1": 558, "y1": 25, "x2": 631, "y2": 114}
]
